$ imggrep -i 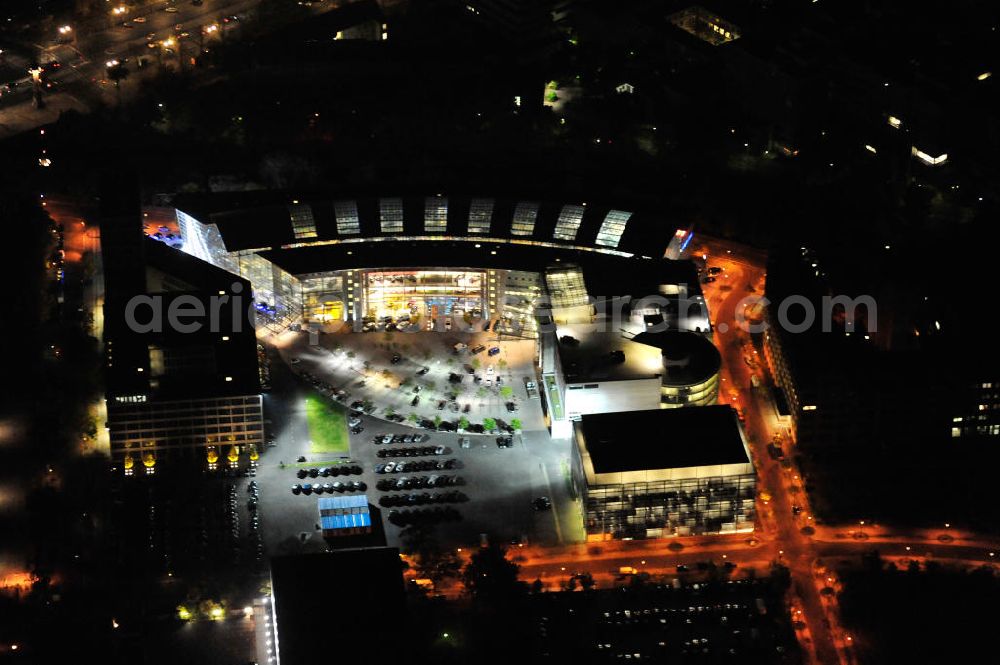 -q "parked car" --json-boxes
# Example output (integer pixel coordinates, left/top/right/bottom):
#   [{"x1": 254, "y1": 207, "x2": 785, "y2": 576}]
[{"x1": 532, "y1": 496, "x2": 552, "y2": 511}]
